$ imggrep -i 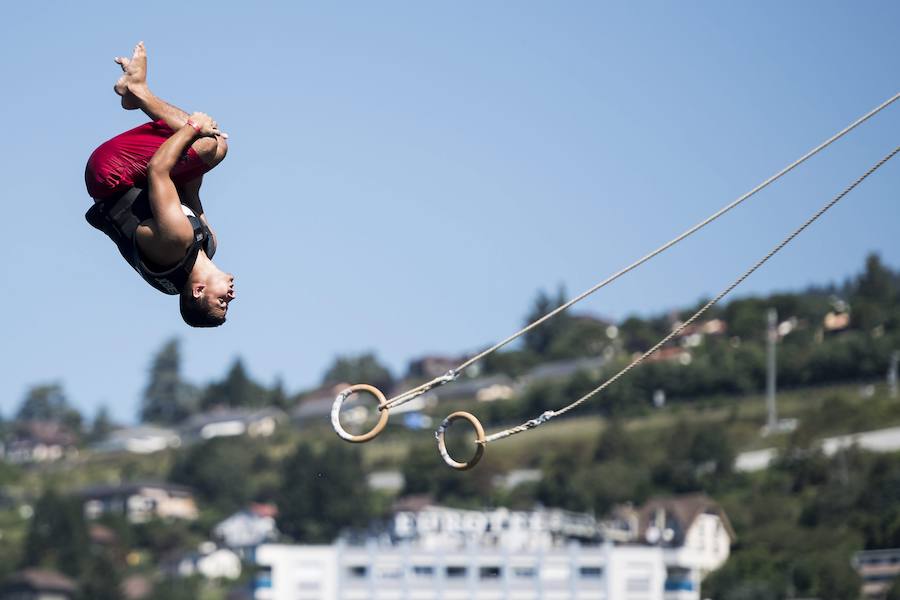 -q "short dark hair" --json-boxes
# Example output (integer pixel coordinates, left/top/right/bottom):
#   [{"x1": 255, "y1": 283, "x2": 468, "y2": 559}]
[{"x1": 179, "y1": 288, "x2": 226, "y2": 328}]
